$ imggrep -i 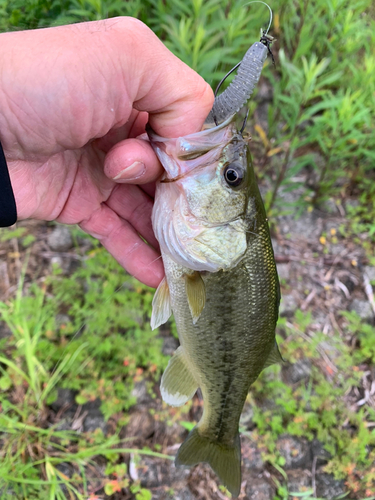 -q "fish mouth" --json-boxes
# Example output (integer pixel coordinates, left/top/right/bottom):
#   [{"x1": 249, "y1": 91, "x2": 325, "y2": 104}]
[
  {"x1": 159, "y1": 157, "x2": 218, "y2": 184},
  {"x1": 147, "y1": 115, "x2": 236, "y2": 181},
  {"x1": 149, "y1": 114, "x2": 250, "y2": 273}
]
